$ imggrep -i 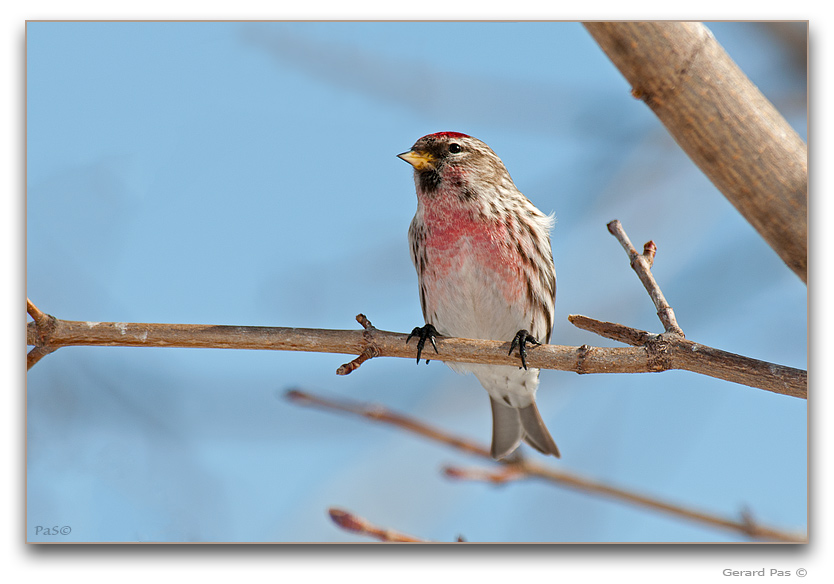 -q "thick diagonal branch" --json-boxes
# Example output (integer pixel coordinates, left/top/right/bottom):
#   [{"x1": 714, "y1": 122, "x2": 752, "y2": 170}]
[{"x1": 584, "y1": 22, "x2": 807, "y2": 282}]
